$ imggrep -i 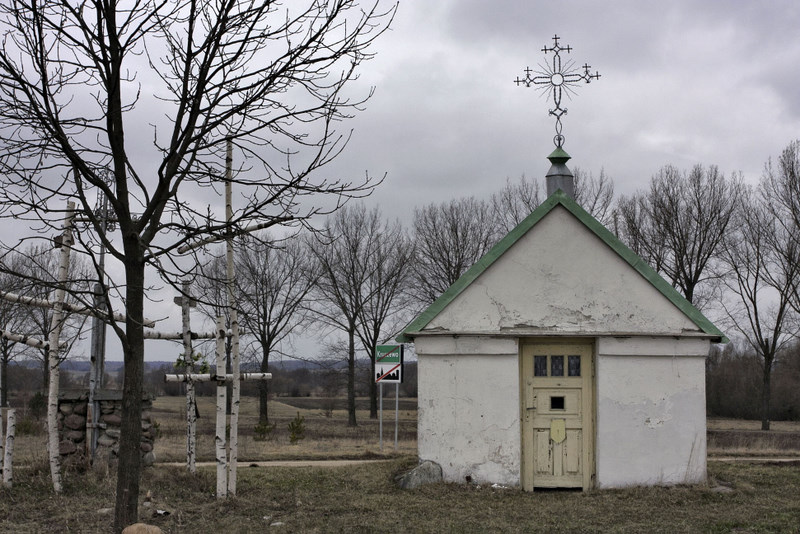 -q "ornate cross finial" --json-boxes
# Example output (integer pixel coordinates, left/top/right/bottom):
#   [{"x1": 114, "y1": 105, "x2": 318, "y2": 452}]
[{"x1": 515, "y1": 35, "x2": 600, "y2": 148}]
